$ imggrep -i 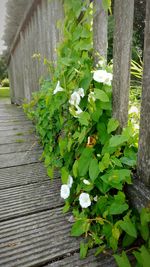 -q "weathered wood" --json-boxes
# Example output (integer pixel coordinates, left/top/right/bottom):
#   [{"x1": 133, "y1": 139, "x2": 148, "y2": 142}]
[
  {"x1": 0, "y1": 134, "x2": 37, "y2": 145},
  {"x1": 127, "y1": 179, "x2": 150, "y2": 210},
  {"x1": 0, "y1": 208, "x2": 80, "y2": 267},
  {"x1": 47, "y1": 249, "x2": 116, "y2": 267},
  {"x1": 0, "y1": 128, "x2": 34, "y2": 137},
  {"x1": 93, "y1": 0, "x2": 108, "y2": 62},
  {"x1": 0, "y1": 163, "x2": 50, "y2": 189},
  {"x1": 137, "y1": 0, "x2": 150, "y2": 186},
  {"x1": 0, "y1": 150, "x2": 42, "y2": 168},
  {"x1": 0, "y1": 142, "x2": 40, "y2": 155},
  {"x1": 0, "y1": 181, "x2": 62, "y2": 222},
  {"x1": 112, "y1": 0, "x2": 134, "y2": 129}
]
